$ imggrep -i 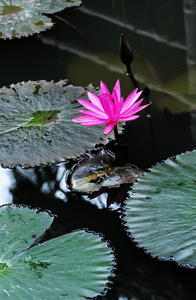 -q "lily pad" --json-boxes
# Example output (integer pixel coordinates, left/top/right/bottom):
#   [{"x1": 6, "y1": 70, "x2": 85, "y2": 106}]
[
  {"x1": 0, "y1": 205, "x2": 114, "y2": 299},
  {"x1": 153, "y1": 65, "x2": 196, "y2": 113},
  {"x1": 0, "y1": 80, "x2": 116, "y2": 168},
  {"x1": 0, "y1": 0, "x2": 82, "y2": 39},
  {"x1": 124, "y1": 150, "x2": 196, "y2": 267},
  {"x1": 0, "y1": 204, "x2": 53, "y2": 261},
  {"x1": 164, "y1": 64, "x2": 196, "y2": 95},
  {"x1": 153, "y1": 89, "x2": 196, "y2": 114},
  {"x1": 68, "y1": 149, "x2": 142, "y2": 192}
]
